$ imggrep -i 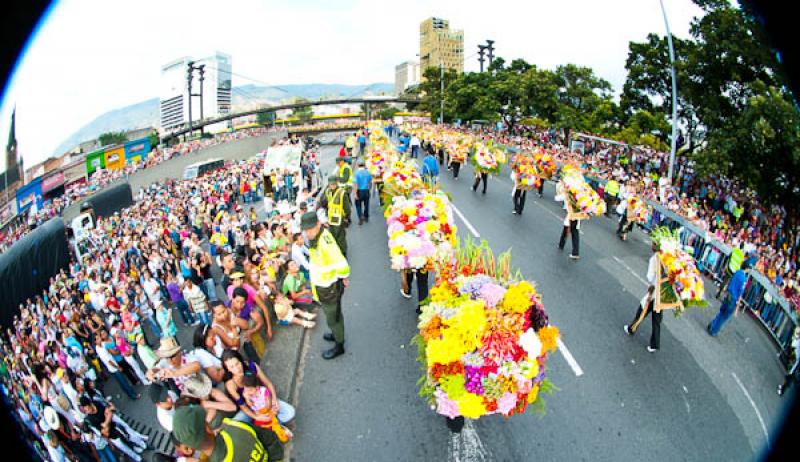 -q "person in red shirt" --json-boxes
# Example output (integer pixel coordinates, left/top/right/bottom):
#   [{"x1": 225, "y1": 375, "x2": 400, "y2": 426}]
[{"x1": 338, "y1": 145, "x2": 347, "y2": 158}]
